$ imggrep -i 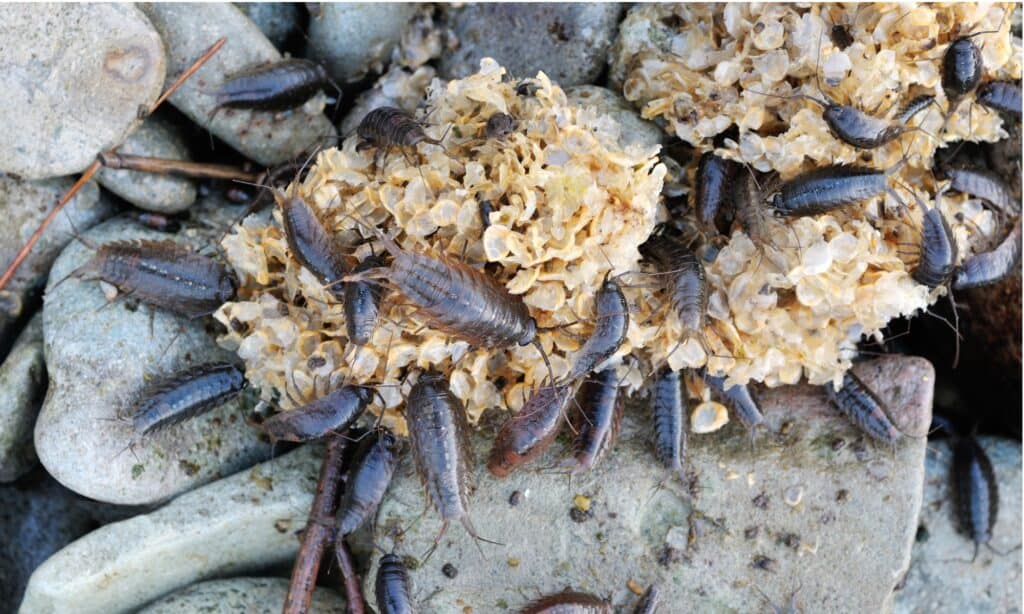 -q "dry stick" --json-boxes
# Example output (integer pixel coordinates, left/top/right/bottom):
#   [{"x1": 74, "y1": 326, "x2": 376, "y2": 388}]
[
  {"x1": 334, "y1": 538, "x2": 367, "y2": 614},
  {"x1": 0, "y1": 37, "x2": 227, "y2": 293},
  {"x1": 283, "y1": 435, "x2": 349, "y2": 614},
  {"x1": 97, "y1": 152, "x2": 260, "y2": 182}
]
